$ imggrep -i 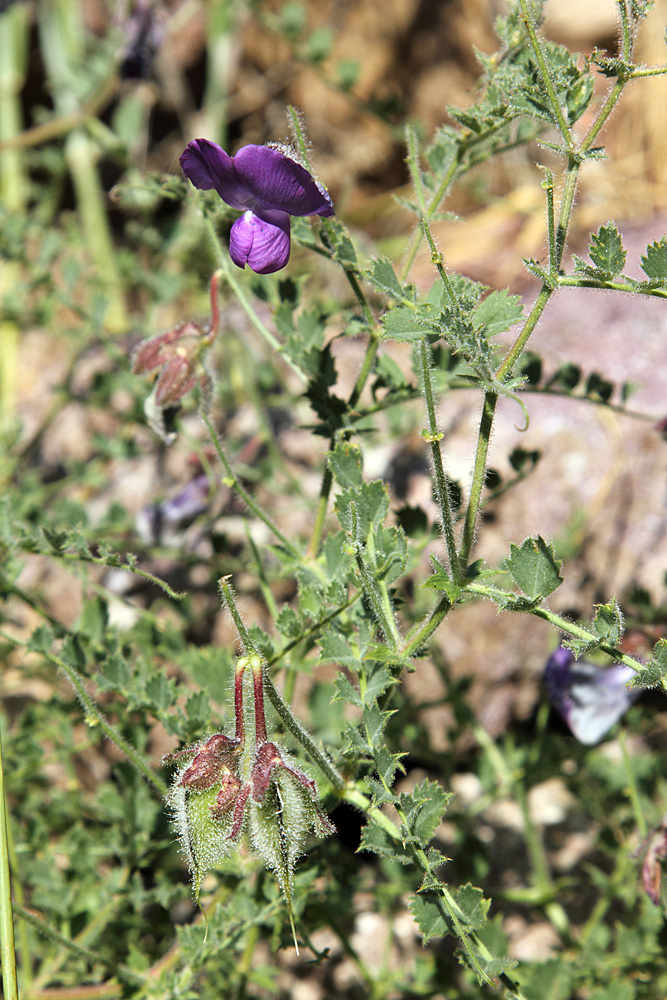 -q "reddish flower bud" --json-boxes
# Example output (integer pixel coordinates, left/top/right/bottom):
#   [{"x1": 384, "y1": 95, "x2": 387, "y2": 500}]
[{"x1": 133, "y1": 274, "x2": 221, "y2": 441}]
